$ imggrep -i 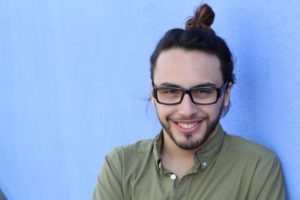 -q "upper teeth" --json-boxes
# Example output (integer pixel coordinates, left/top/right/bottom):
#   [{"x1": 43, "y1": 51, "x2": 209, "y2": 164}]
[{"x1": 178, "y1": 122, "x2": 198, "y2": 129}]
